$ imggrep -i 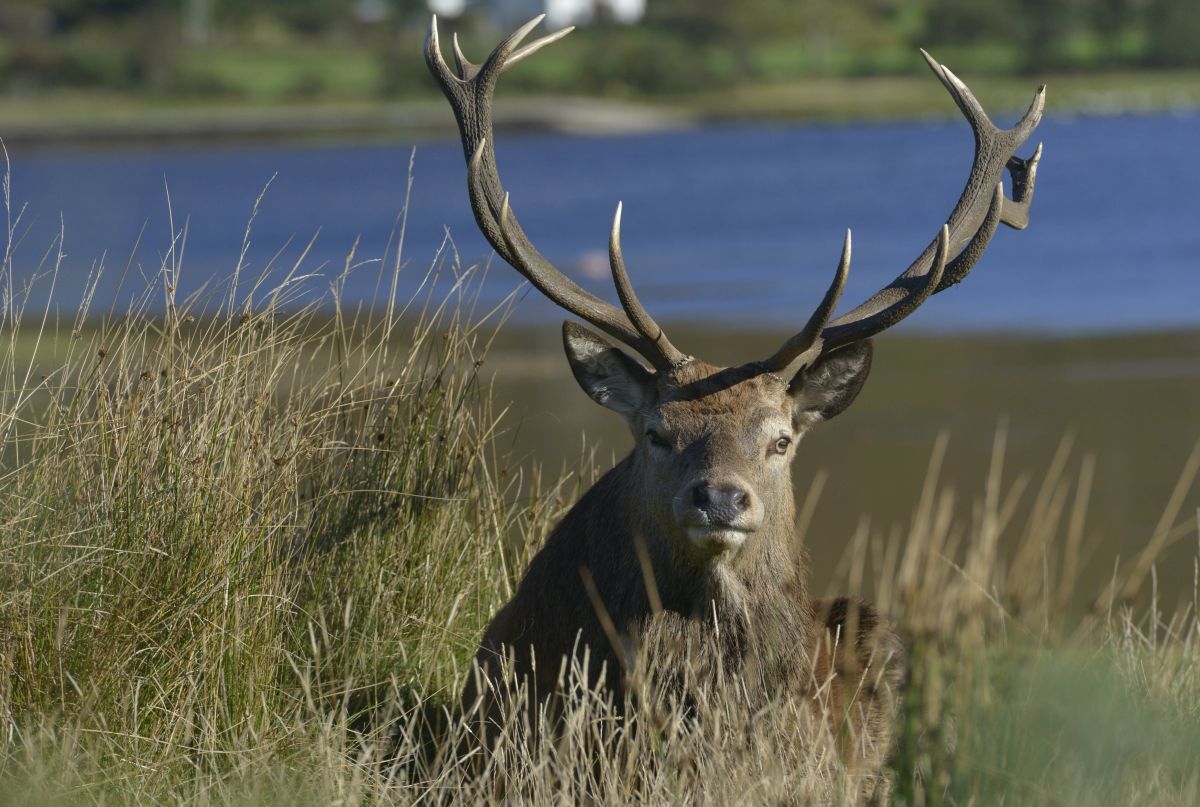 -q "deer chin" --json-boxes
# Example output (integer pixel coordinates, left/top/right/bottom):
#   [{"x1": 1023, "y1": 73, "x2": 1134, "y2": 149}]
[{"x1": 685, "y1": 526, "x2": 750, "y2": 552}]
